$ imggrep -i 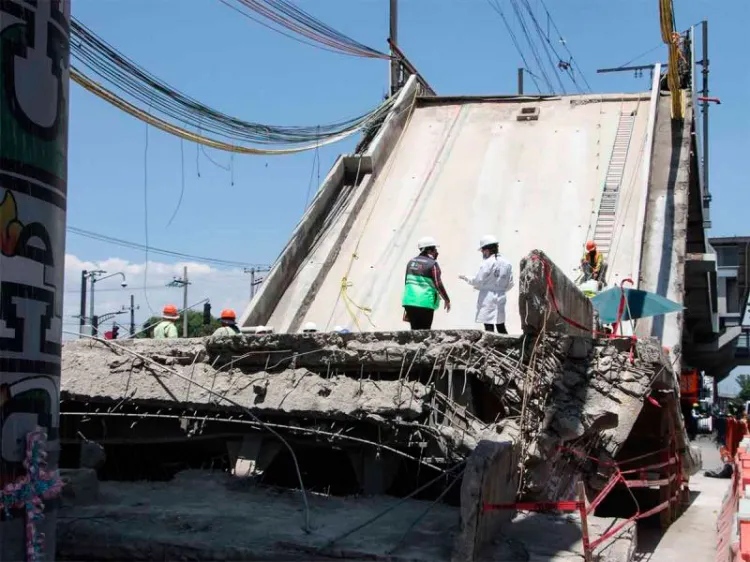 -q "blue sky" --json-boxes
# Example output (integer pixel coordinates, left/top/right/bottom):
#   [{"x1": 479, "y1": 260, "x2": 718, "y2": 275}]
[{"x1": 64, "y1": 0, "x2": 750, "y2": 337}]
